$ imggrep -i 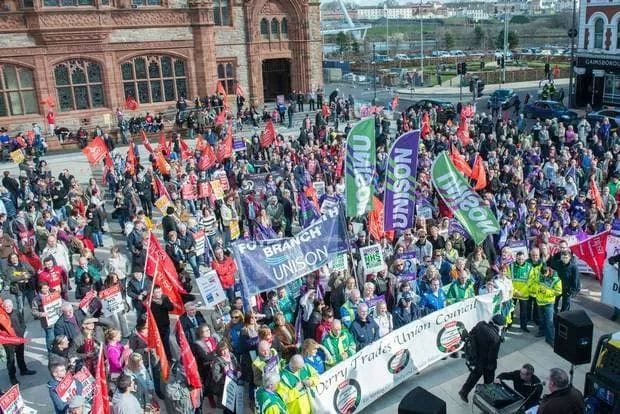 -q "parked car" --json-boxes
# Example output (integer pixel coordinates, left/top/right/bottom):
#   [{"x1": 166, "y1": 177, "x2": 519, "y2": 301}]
[
  {"x1": 586, "y1": 108, "x2": 620, "y2": 131},
  {"x1": 494, "y1": 50, "x2": 513, "y2": 60},
  {"x1": 450, "y1": 50, "x2": 467, "y2": 57},
  {"x1": 408, "y1": 99, "x2": 456, "y2": 122},
  {"x1": 375, "y1": 55, "x2": 394, "y2": 63},
  {"x1": 486, "y1": 88, "x2": 518, "y2": 110},
  {"x1": 524, "y1": 100, "x2": 578, "y2": 123},
  {"x1": 394, "y1": 54, "x2": 410, "y2": 61}
]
